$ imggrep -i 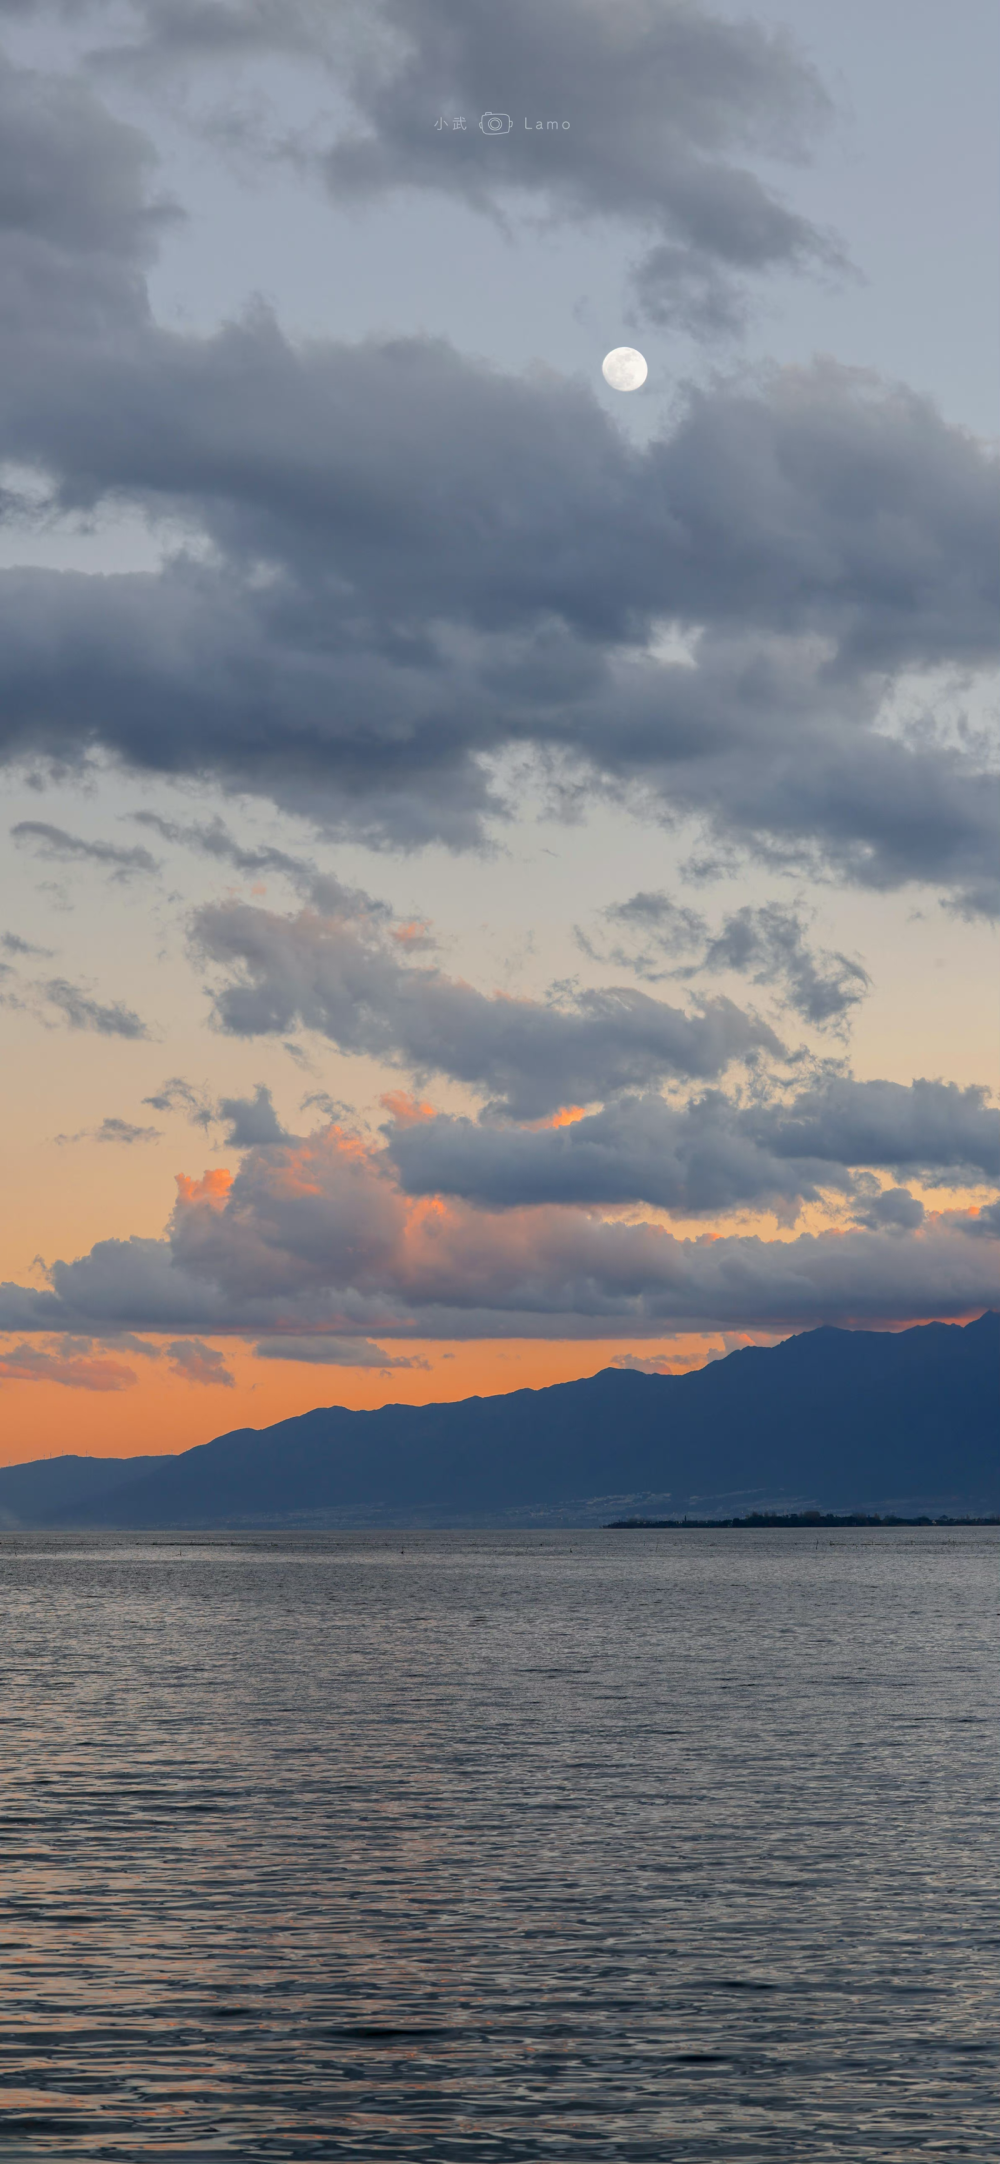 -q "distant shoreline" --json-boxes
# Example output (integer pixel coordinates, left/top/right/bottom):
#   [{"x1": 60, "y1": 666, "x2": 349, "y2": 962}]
[{"x1": 607, "y1": 1512, "x2": 1000, "y2": 1529}]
